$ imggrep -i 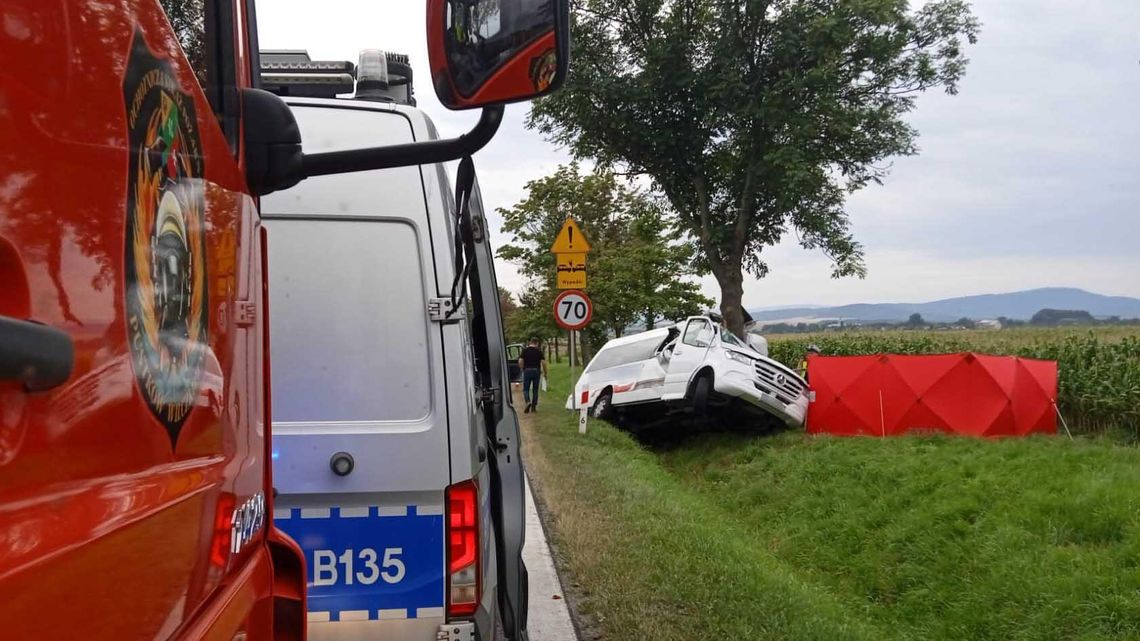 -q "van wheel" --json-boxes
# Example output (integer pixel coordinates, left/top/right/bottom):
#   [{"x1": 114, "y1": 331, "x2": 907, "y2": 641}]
[
  {"x1": 593, "y1": 390, "x2": 614, "y2": 420},
  {"x1": 691, "y1": 375, "x2": 711, "y2": 416}
]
